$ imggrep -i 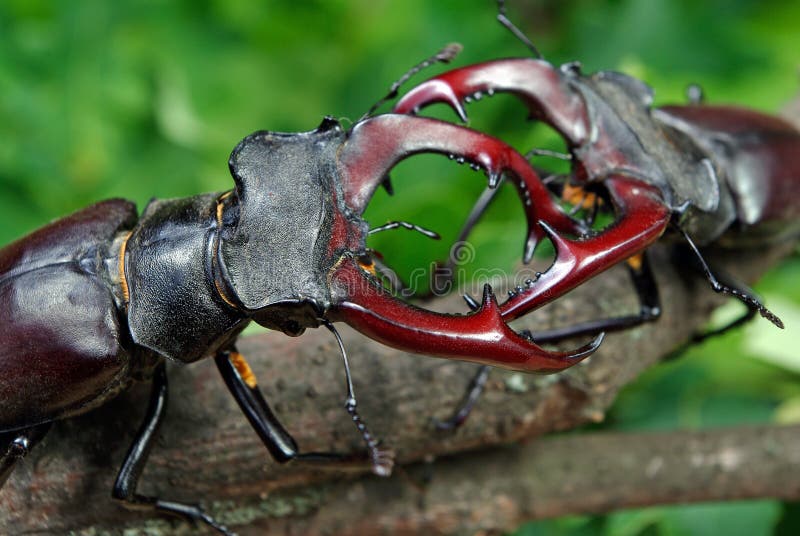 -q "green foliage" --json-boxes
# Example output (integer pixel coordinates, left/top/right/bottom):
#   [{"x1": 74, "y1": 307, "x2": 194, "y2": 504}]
[
  {"x1": 518, "y1": 501, "x2": 783, "y2": 536},
  {"x1": 1, "y1": 1, "x2": 798, "y2": 534}
]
